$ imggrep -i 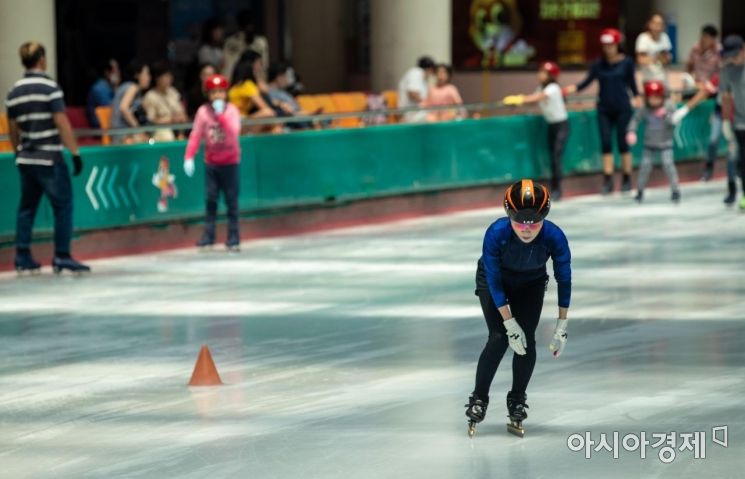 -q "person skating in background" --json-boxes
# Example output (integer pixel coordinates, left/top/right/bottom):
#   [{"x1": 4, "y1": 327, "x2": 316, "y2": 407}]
[
  {"x1": 674, "y1": 73, "x2": 741, "y2": 205},
  {"x1": 465, "y1": 180, "x2": 571, "y2": 438},
  {"x1": 684, "y1": 24, "x2": 722, "y2": 182},
  {"x1": 503, "y1": 62, "x2": 569, "y2": 200},
  {"x1": 564, "y1": 28, "x2": 641, "y2": 195},
  {"x1": 183, "y1": 74, "x2": 243, "y2": 251},
  {"x1": 626, "y1": 81, "x2": 681, "y2": 203},
  {"x1": 5, "y1": 41, "x2": 90, "y2": 274},
  {"x1": 717, "y1": 34, "x2": 745, "y2": 210}
]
